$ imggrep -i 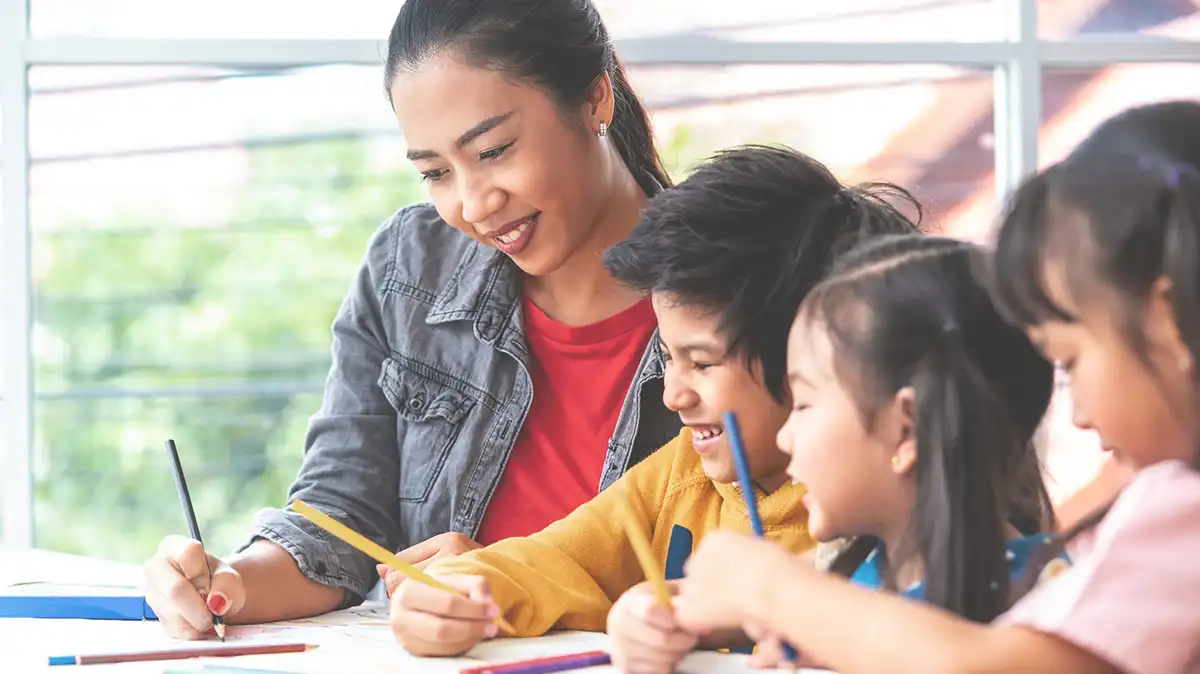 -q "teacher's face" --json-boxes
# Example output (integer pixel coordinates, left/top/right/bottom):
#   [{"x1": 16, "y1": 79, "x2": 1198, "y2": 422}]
[{"x1": 390, "y1": 53, "x2": 613, "y2": 277}]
